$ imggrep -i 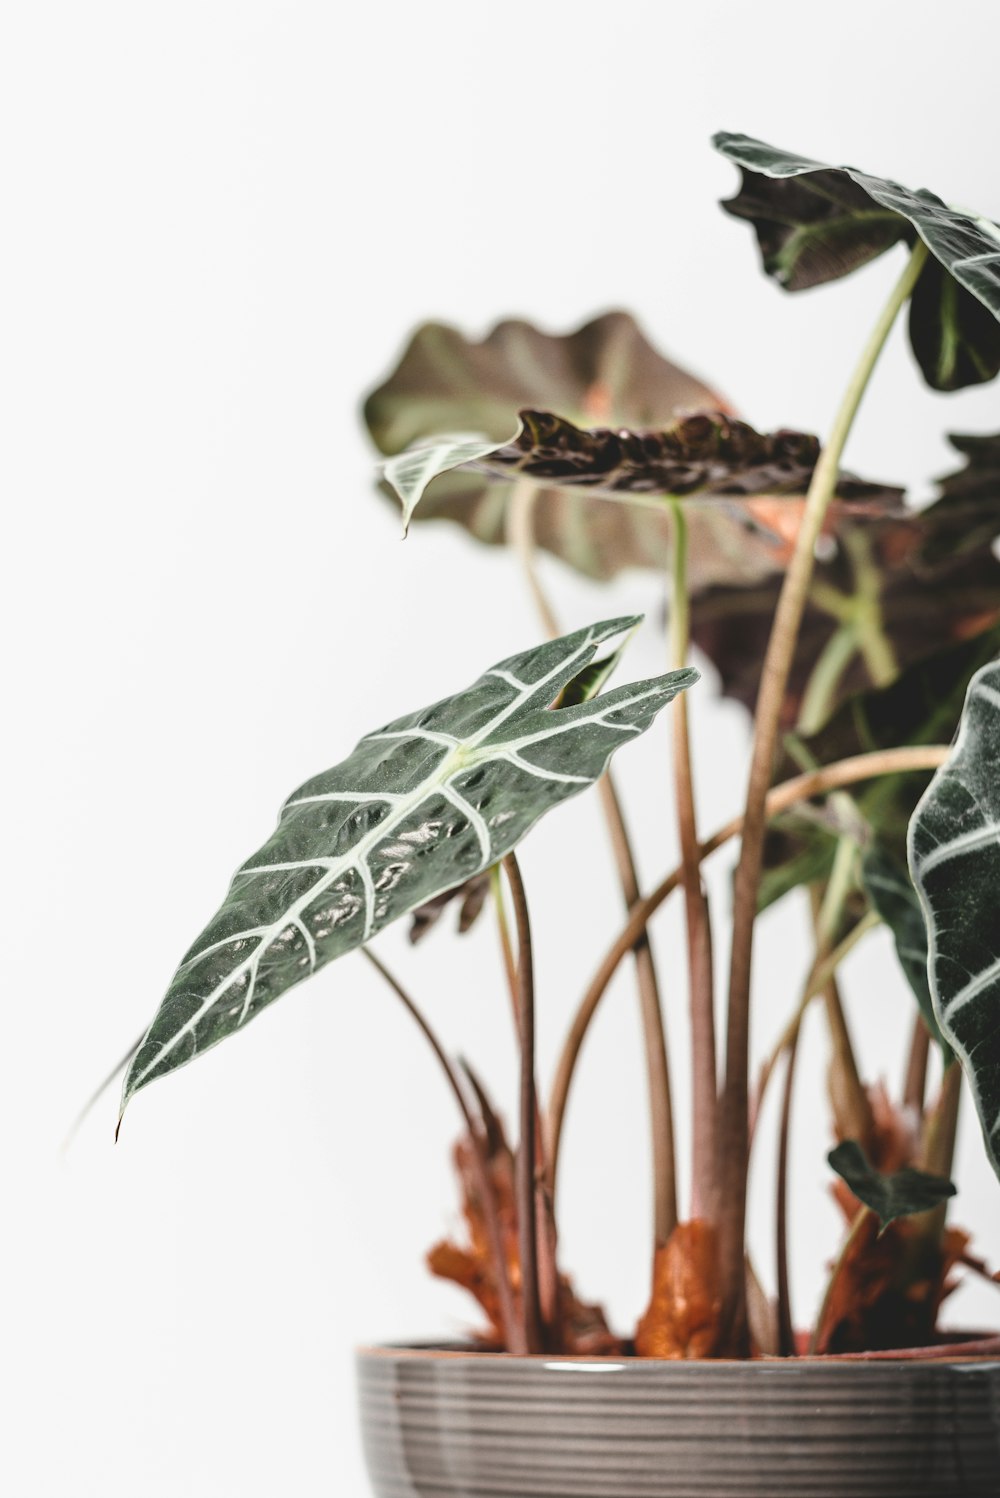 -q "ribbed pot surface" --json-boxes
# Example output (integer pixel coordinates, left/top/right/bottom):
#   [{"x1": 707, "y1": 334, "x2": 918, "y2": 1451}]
[{"x1": 357, "y1": 1345, "x2": 1000, "y2": 1498}]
